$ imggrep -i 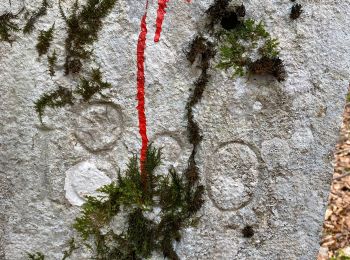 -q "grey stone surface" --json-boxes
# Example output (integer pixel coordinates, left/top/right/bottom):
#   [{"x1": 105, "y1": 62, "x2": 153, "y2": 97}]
[{"x1": 1, "y1": 0, "x2": 350, "y2": 259}]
